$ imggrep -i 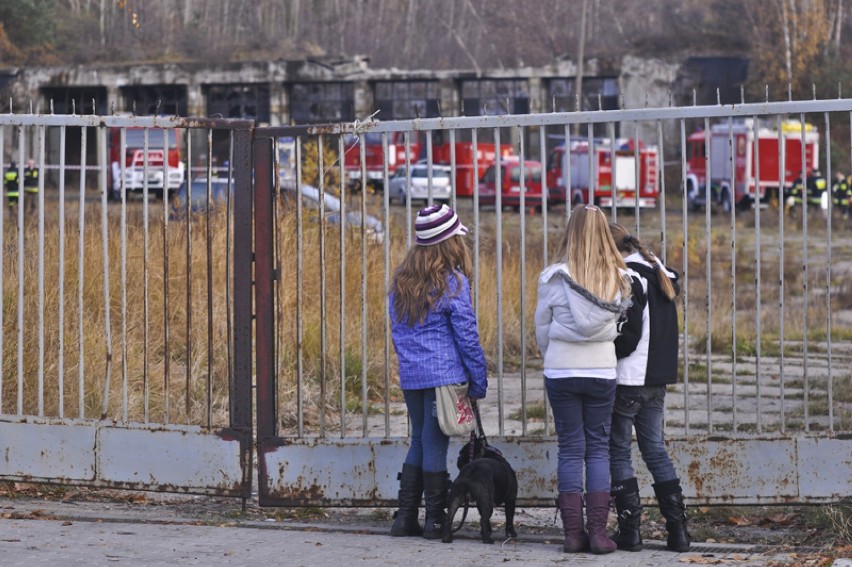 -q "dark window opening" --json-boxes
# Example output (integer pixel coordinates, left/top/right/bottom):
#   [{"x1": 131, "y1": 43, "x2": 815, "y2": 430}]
[
  {"x1": 289, "y1": 82, "x2": 355, "y2": 124},
  {"x1": 121, "y1": 84, "x2": 187, "y2": 116},
  {"x1": 374, "y1": 80, "x2": 441, "y2": 120},
  {"x1": 204, "y1": 83, "x2": 270, "y2": 123}
]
